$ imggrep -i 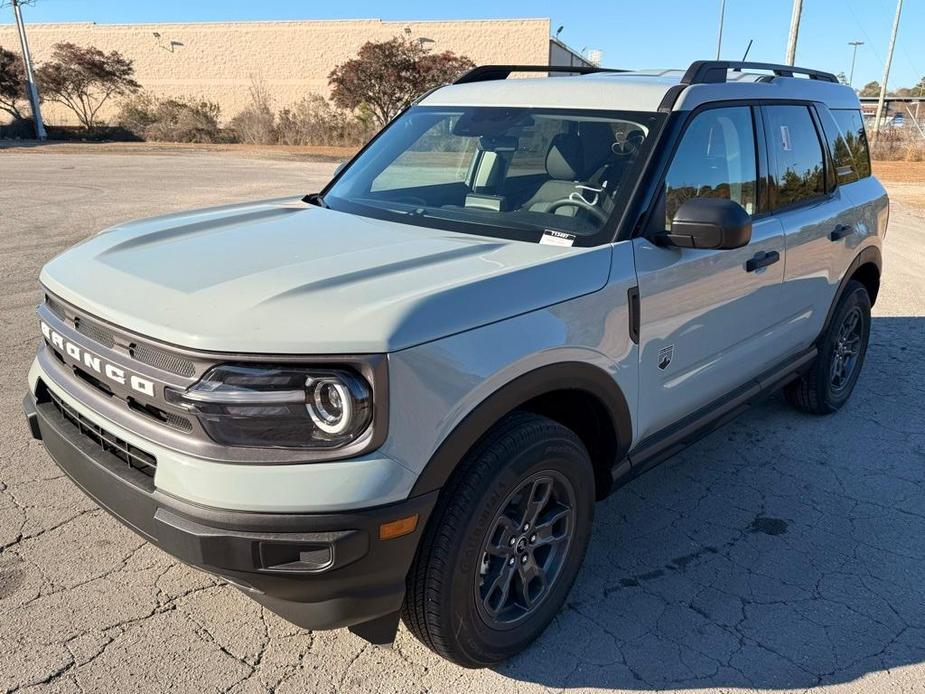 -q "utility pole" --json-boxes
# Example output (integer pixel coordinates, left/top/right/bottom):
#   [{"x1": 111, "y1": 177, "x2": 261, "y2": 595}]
[
  {"x1": 10, "y1": 0, "x2": 46, "y2": 140},
  {"x1": 785, "y1": 0, "x2": 803, "y2": 66},
  {"x1": 873, "y1": 0, "x2": 903, "y2": 142},
  {"x1": 848, "y1": 41, "x2": 864, "y2": 87},
  {"x1": 716, "y1": 0, "x2": 726, "y2": 59}
]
